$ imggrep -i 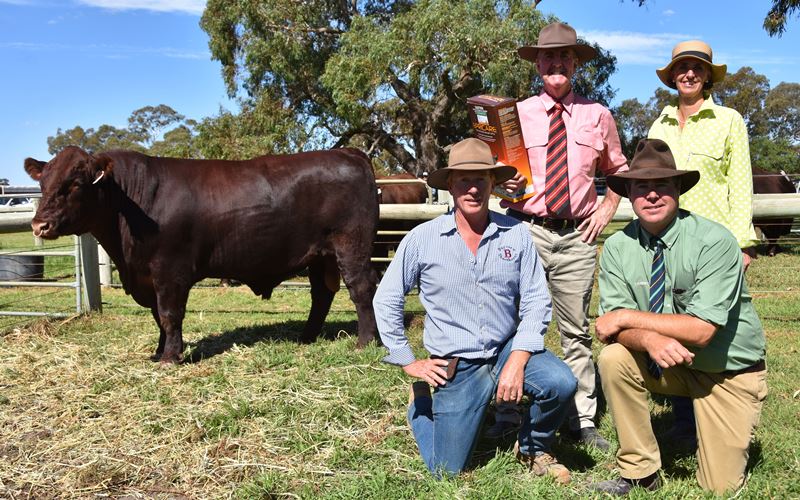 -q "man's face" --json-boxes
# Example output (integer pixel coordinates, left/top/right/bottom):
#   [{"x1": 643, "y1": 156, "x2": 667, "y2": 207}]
[
  {"x1": 449, "y1": 169, "x2": 493, "y2": 217},
  {"x1": 670, "y1": 59, "x2": 710, "y2": 99},
  {"x1": 537, "y1": 48, "x2": 576, "y2": 93},
  {"x1": 629, "y1": 178, "x2": 680, "y2": 234}
]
